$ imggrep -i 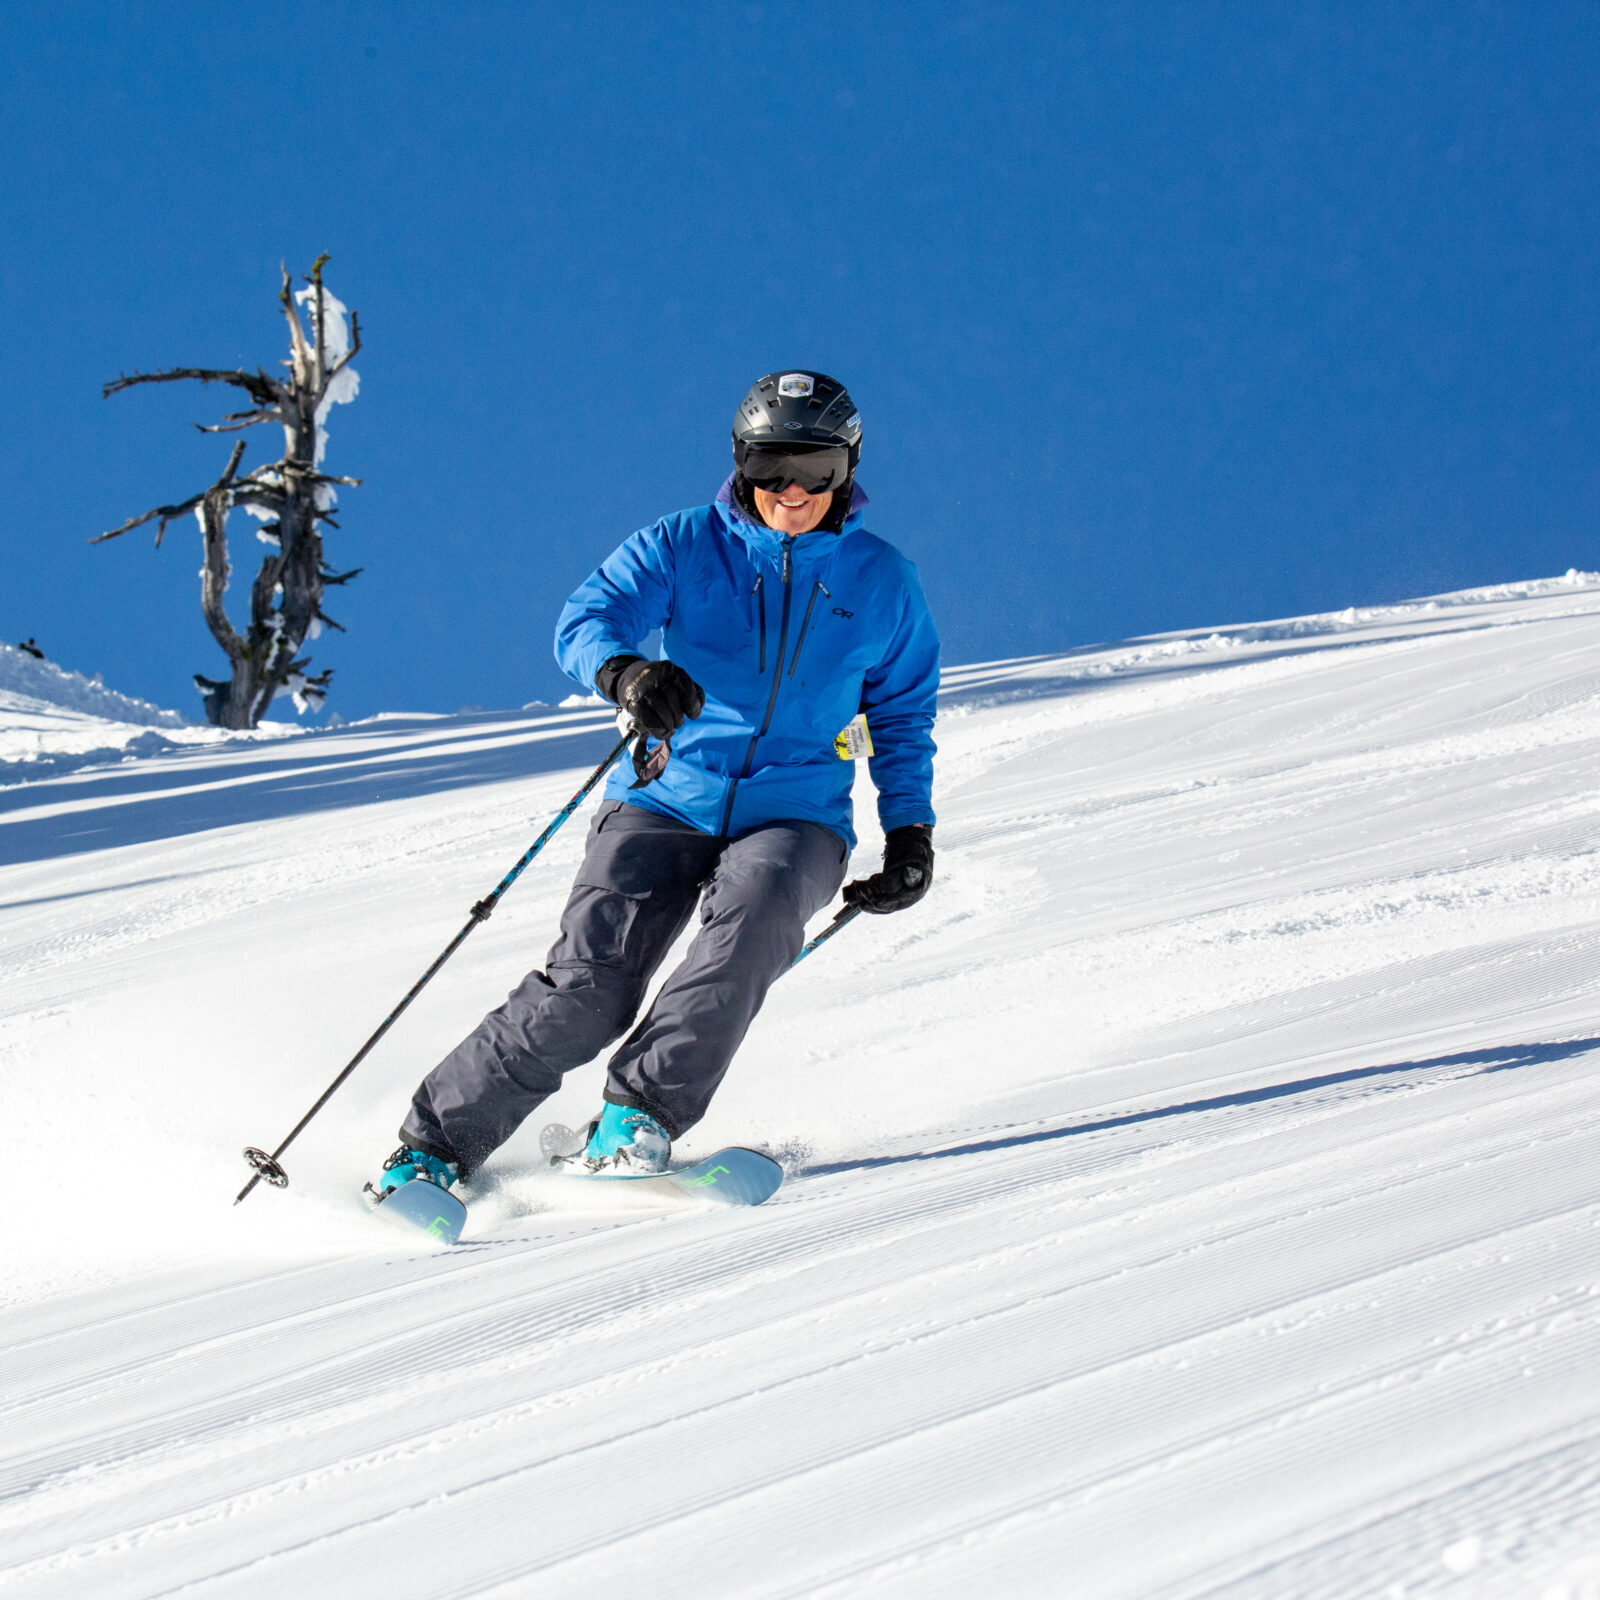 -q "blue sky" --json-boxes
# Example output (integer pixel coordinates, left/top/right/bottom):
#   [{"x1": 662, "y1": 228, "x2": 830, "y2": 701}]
[{"x1": 3, "y1": 2, "x2": 1596, "y2": 720}]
